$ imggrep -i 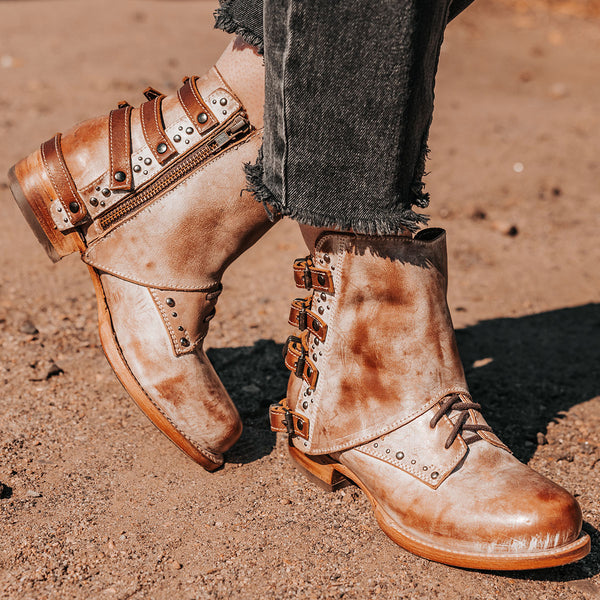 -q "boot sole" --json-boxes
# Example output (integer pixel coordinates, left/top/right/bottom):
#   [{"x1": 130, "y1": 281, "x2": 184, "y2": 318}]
[
  {"x1": 9, "y1": 160, "x2": 223, "y2": 471},
  {"x1": 288, "y1": 444, "x2": 591, "y2": 570}
]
